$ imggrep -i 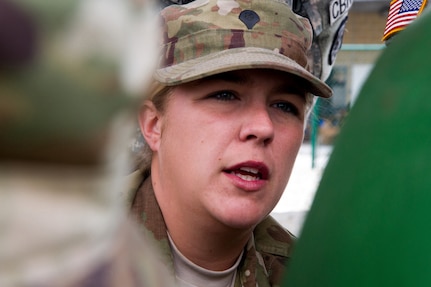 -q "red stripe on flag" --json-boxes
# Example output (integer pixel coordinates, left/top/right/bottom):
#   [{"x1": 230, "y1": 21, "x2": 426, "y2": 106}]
[{"x1": 384, "y1": 13, "x2": 418, "y2": 34}]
